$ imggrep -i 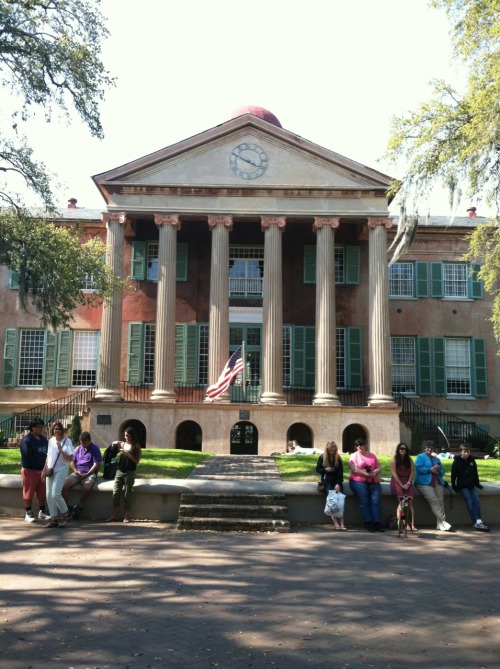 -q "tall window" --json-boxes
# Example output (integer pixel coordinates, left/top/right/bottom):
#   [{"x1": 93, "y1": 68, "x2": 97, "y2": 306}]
[
  {"x1": 198, "y1": 325, "x2": 209, "y2": 385},
  {"x1": 445, "y1": 338, "x2": 470, "y2": 394},
  {"x1": 334, "y1": 248, "x2": 345, "y2": 283},
  {"x1": 443, "y1": 263, "x2": 468, "y2": 298},
  {"x1": 72, "y1": 331, "x2": 99, "y2": 386},
  {"x1": 144, "y1": 324, "x2": 156, "y2": 384},
  {"x1": 391, "y1": 337, "x2": 416, "y2": 393},
  {"x1": 146, "y1": 242, "x2": 159, "y2": 281},
  {"x1": 389, "y1": 263, "x2": 414, "y2": 297},
  {"x1": 19, "y1": 330, "x2": 45, "y2": 386},
  {"x1": 336, "y1": 328, "x2": 346, "y2": 388},
  {"x1": 229, "y1": 247, "x2": 264, "y2": 297}
]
